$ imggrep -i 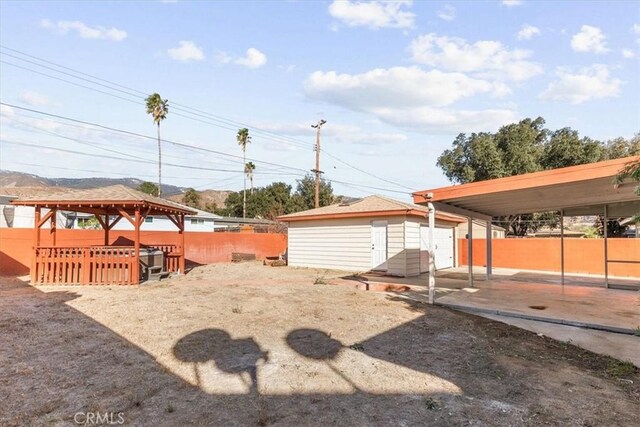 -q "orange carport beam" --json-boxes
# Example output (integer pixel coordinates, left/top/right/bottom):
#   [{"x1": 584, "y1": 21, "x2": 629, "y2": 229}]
[{"x1": 413, "y1": 156, "x2": 640, "y2": 204}]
